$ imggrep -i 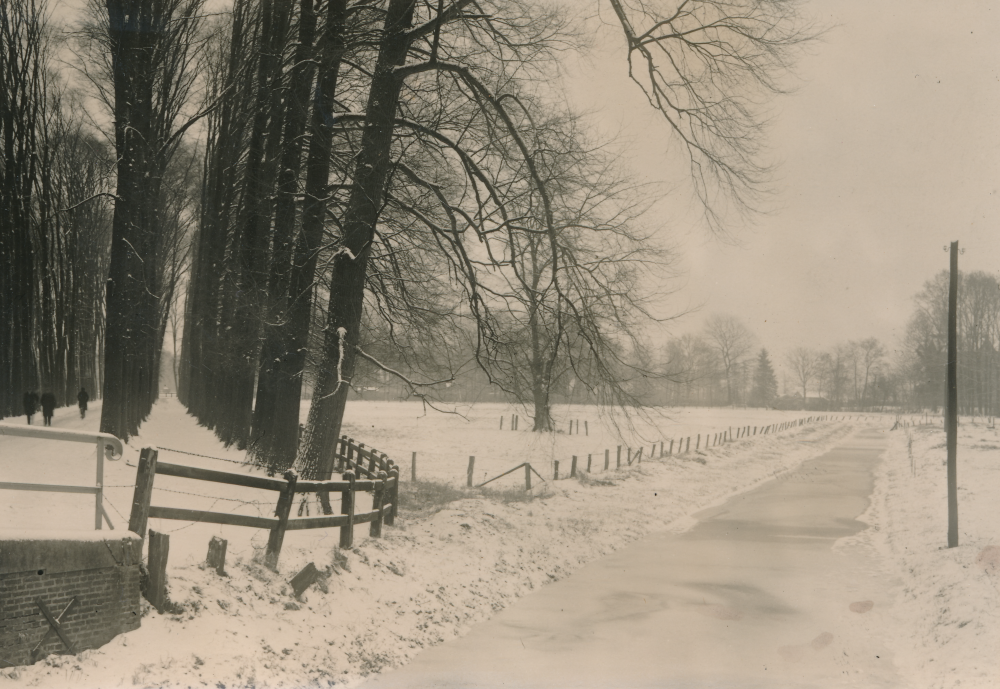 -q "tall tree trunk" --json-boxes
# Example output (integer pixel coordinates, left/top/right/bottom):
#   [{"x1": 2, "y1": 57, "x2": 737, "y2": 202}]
[
  {"x1": 251, "y1": 0, "x2": 319, "y2": 471},
  {"x1": 298, "y1": 0, "x2": 415, "y2": 494},
  {"x1": 221, "y1": 0, "x2": 291, "y2": 451},
  {"x1": 265, "y1": 0, "x2": 347, "y2": 478}
]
